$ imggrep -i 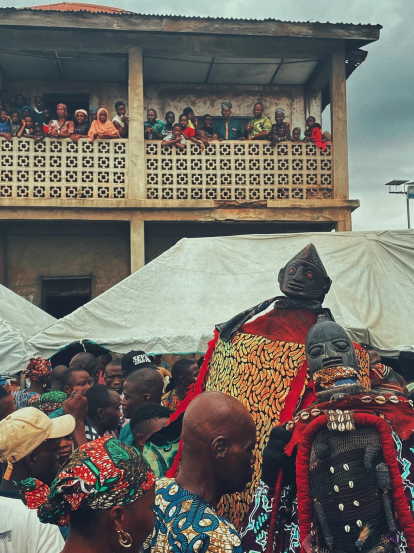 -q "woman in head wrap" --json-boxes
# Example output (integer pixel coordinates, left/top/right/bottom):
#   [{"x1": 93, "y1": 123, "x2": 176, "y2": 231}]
[
  {"x1": 13, "y1": 357, "x2": 52, "y2": 409},
  {"x1": 71, "y1": 109, "x2": 90, "y2": 142},
  {"x1": 20, "y1": 105, "x2": 33, "y2": 120},
  {"x1": 47, "y1": 103, "x2": 74, "y2": 138},
  {"x1": 88, "y1": 108, "x2": 120, "y2": 140},
  {"x1": 19, "y1": 436, "x2": 156, "y2": 553},
  {"x1": 269, "y1": 107, "x2": 291, "y2": 146}
]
